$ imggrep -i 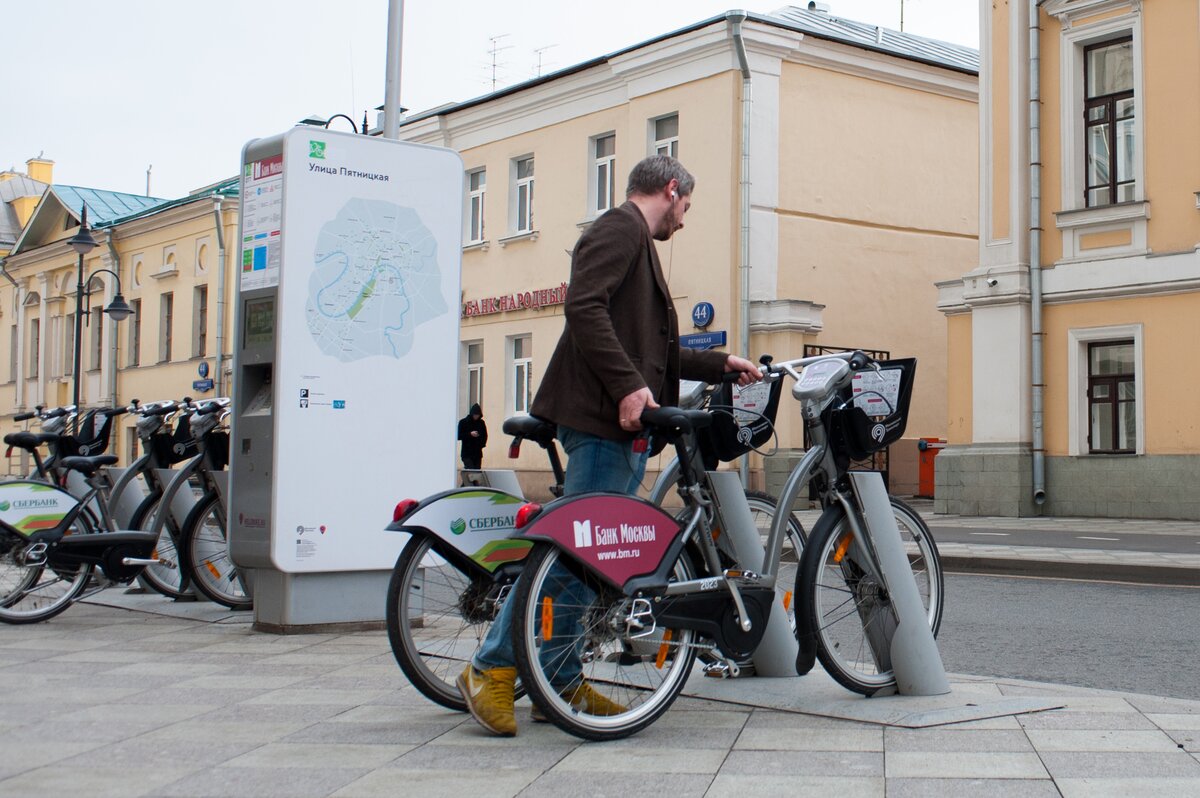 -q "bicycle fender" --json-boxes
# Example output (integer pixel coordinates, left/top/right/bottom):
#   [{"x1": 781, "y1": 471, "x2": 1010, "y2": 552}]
[
  {"x1": 0, "y1": 481, "x2": 81, "y2": 539},
  {"x1": 385, "y1": 487, "x2": 531, "y2": 573},
  {"x1": 512, "y1": 493, "x2": 683, "y2": 593}
]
